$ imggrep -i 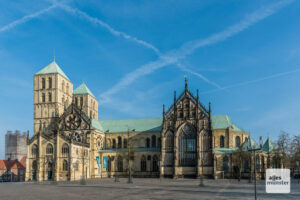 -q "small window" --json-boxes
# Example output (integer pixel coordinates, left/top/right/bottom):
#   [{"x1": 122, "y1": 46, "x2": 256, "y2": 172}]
[
  {"x1": 80, "y1": 97, "x2": 83, "y2": 107},
  {"x1": 152, "y1": 135, "x2": 156, "y2": 148},
  {"x1": 141, "y1": 156, "x2": 146, "y2": 172},
  {"x1": 112, "y1": 139, "x2": 116, "y2": 148},
  {"x1": 42, "y1": 93, "x2": 45, "y2": 103},
  {"x1": 48, "y1": 77, "x2": 52, "y2": 89},
  {"x1": 117, "y1": 136, "x2": 122, "y2": 148},
  {"x1": 46, "y1": 144, "x2": 53, "y2": 154},
  {"x1": 235, "y1": 136, "x2": 241, "y2": 147},
  {"x1": 146, "y1": 138, "x2": 150, "y2": 148},
  {"x1": 62, "y1": 143, "x2": 69, "y2": 154},
  {"x1": 123, "y1": 139, "x2": 127, "y2": 148},
  {"x1": 75, "y1": 97, "x2": 78, "y2": 106},
  {"x1": 42, "y1": 78, "x2": 45, "y2": 89},
  {"x1": 48, "y1": 92, "x2": 52, "y2": 102},
  {"x1": 220, "y1": 136, "x2": 225, "y2": 148}
]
